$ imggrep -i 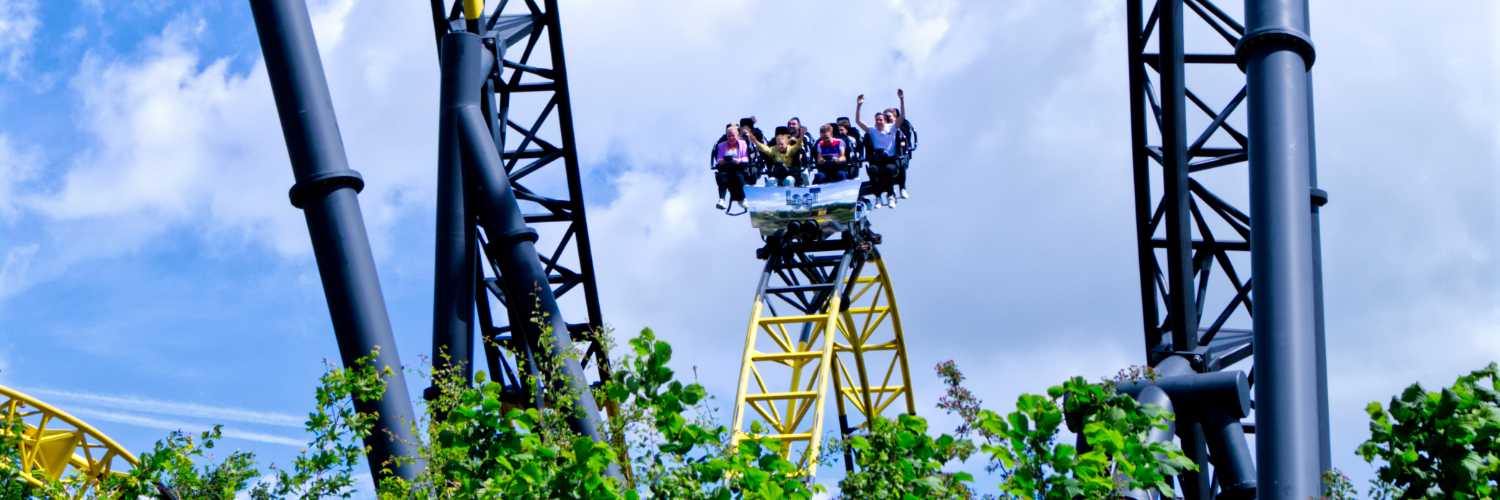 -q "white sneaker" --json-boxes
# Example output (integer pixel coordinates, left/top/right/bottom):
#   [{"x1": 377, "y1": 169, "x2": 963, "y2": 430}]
[
  {"x1": 716, "y1": 198, "x2": 728, "y2": 210},
  {"x1": 898, "y1": 188, "x2": 909, "y2": 199},
  {"x1": 734, "y1": 201, "x2": 747, "y2": 212},
  {"x1": 886, "y1": 195, "x2": 897, "y2": 208}
]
